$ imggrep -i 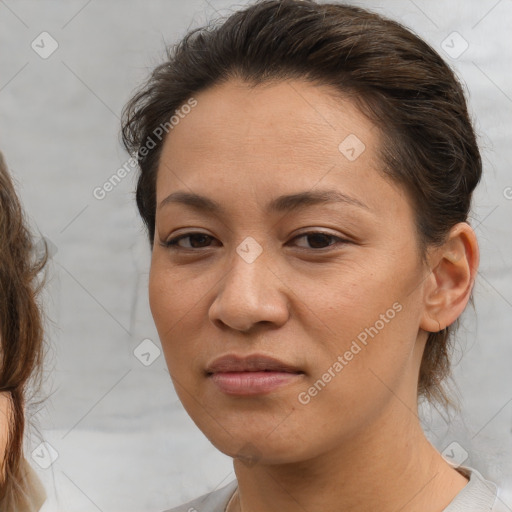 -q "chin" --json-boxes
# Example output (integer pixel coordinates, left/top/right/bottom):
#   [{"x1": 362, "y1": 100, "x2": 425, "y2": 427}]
[
  {"x1": 220, "y1": 438, "x2": 311, "y2": 466},
  {"x1": 188, "y1": 413, "x2": 313, "y2": 466}
]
